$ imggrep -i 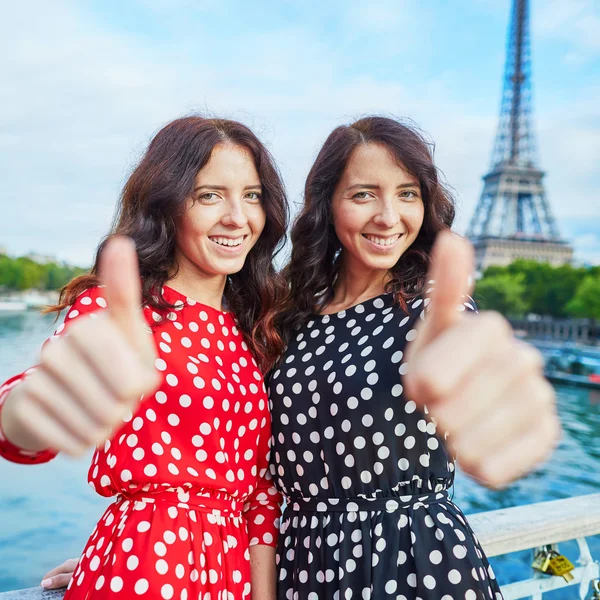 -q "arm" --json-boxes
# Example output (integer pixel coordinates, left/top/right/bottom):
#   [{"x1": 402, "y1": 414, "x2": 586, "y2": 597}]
[
  {"x1": 249, "y1": 545, "x2": 277, "y2": 600},
  {"x1": 243, "y1": 423, "x2": 282, "y2": 599}
]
